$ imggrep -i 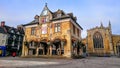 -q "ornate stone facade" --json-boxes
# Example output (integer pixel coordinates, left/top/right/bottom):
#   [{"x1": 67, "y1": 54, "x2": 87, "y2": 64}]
[
  {"x1": 83, "y1": 21, "x2": 120, "y2": 57},
  {"x1": 22, "y1": 4, "x2": 83, "y2": 58},
  {"x1": 86, "y1": 22, "x2": 114, "y2": 56}
]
